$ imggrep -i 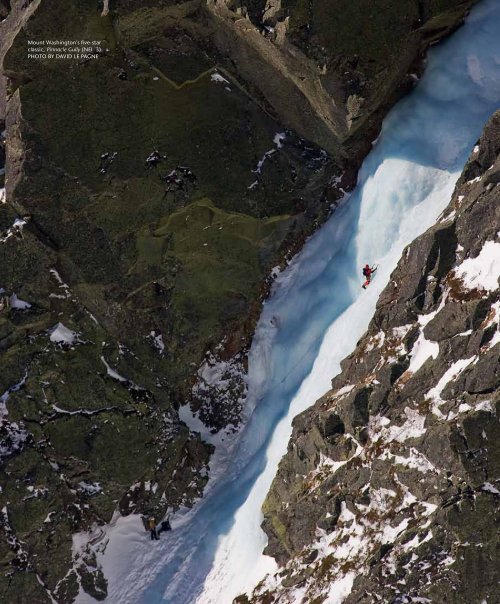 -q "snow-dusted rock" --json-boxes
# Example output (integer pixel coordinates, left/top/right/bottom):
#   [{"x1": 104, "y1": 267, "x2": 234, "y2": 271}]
[{"x1": 251, "y1": 111, "x2": 500, "y2": 604}]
